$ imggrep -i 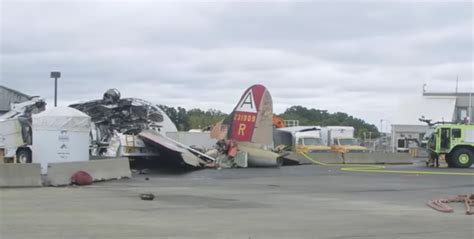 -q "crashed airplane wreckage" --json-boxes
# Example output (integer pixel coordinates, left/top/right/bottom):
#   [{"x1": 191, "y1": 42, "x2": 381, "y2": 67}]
[
  {"x1": 69, "y1": 89, "x2": 214, "y2": 168},
  {"x1": 70, "y1": 85, "x2": 286, "y2": 169},
  {"x1": 209, "y1": 84, "x2": 288, "y2": 168}
]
